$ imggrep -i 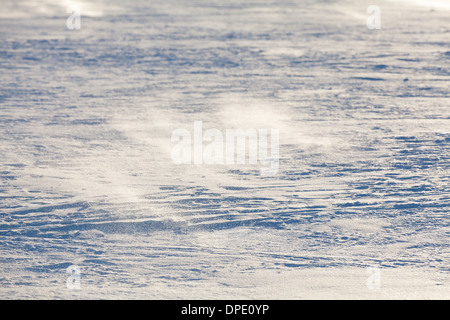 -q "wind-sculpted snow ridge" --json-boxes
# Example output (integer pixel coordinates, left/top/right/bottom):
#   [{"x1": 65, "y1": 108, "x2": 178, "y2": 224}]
[{"x1": 0, "y1": 0, "x2": 449, "y2": 299}]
